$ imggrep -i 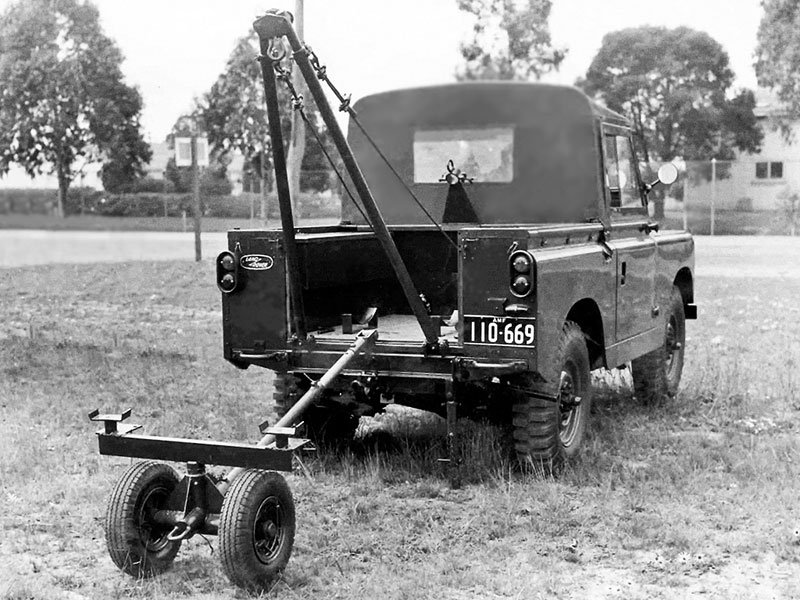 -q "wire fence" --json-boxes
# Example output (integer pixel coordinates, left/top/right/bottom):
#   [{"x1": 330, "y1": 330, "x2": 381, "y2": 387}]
[
  {"x1": 4, "y1": 162, "x2": 800, "y2": 236},
  {"x1": 661, "y1": 159, "x2": 800, "y2": 235}
]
